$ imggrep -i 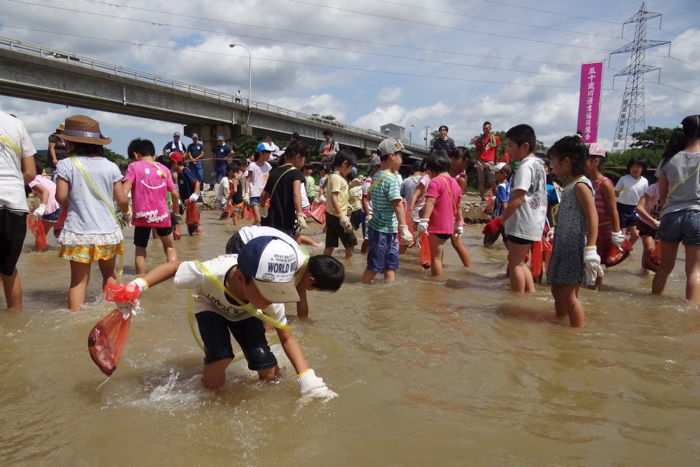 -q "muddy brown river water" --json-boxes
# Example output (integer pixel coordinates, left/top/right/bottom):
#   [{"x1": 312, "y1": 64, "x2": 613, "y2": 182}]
[{"x1": 2, "y1": 210, "x2": 700, "y2": 466}]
